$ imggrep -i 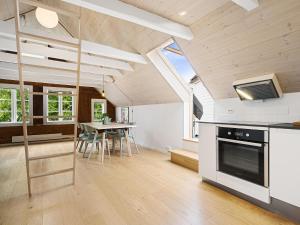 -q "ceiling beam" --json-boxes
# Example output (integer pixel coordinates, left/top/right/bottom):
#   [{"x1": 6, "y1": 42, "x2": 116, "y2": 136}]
[
  {"x1": 0, "y1": 72, "x2": 104, "y2": 88},
  {"x1": 0, "y1": 62, "x2": 114, "y2": 82},
  {"x1": 82, "y1": 40, "x2": 146, "y2": 64},
  {"x1": 62, "y1": 0, "x2": 194, "y2": 40},
  {"x1": 231, "y1": 0, "x2": 259, "y2": 11},
  {"x1": 0, "y1": 51, "x2": 122, "y2": 76},
  {"x1": 0, "y1": 37, "x2": 133, "y2": 71},
  {"x1": 0, "y1": 20, "x2": 147, "y2": 64}
]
